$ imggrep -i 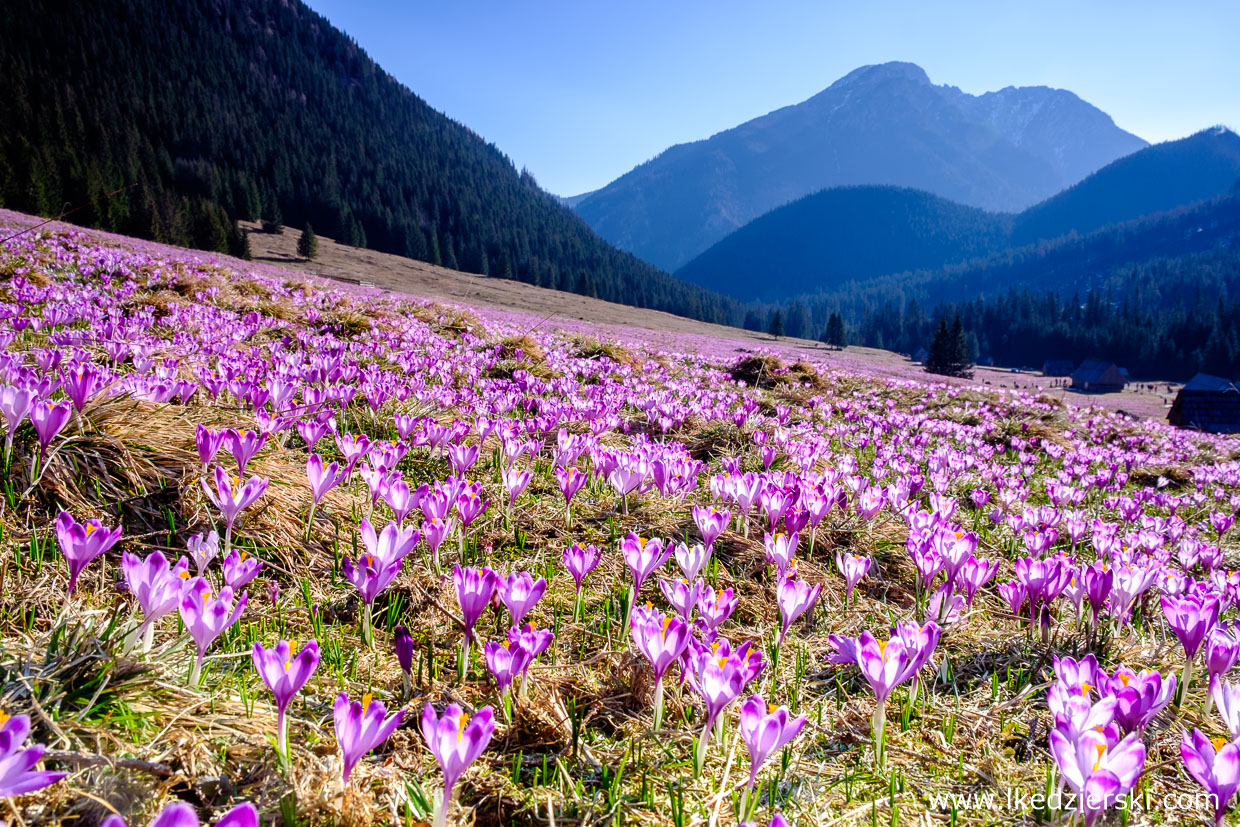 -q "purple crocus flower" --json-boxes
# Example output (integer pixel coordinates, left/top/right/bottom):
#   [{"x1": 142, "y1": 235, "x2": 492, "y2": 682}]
[
  {"x1": 222, "y1": 548, "x2": 263, "y2": 589},
  {"x1": 562, "y1": 543, "x2": 601, "y2": 592},
  {"x1": 776, "y1": 571, "x2": 821, "y2": 644},
  {"x1": 179, "y1": 576, "x2": 247, "y2": 685},
  {"x1": 499, "y1": 571, "x2": 546, "y2": 627},
  {"x1": 1163, "y1": 591, "x2": 1222, "y2": 697},
  {"x1": 659, "y1": 577, "x2": 704, "y2": 620},
  {"x1": 0, "y1": 713, "x2": 66, "y2": 798},
  {"x1": 835, "y1": 552, "x2": 871, "y2": 602},
  {"x1": 1182, "y1": 729, "x2": 1240, "y2": 826},
  {"x1": 698, "y1": 585, "x2": 737, "y2": 630},
  {"x1": 421, "y1": 703, "x2": 495, "y2": 827},
  {"x1": 224, "y1": 428, "x2": 267, "y2": 476},
  {"x1": 621, "y1": 533, "x2": 671, "y2": 595},
  {"x1": 306, "y1": 452, "x2": 345, "y2": 506},
  {"x1": 56, "y1": 511, "x2": 122, "y2": 596},
  {"x1": 121, "y1": 550, "x2": 190, "y2": 650},
  {"x1": 630, "y1": 607, "x2": 692, "y2": 730},
  {"x1": 484, "y1": 638, "x2": 530, "y2": 698},
  {"x1": 763, "y1": 532, "x2": 798, "y2": 575},
  {"x1": 100, "y1": 801, "x2": 259, "y2": 827},
  {"x1": 1050, "y1": 729, "x2": 1145, "y2": 827},
  {"x1": 673, "y1": 542, "x2": 710, "y2": 582},
  {"x1": 334, "y1": 691, "x2": 403, "y2": 784},
  {"x1": 252, "y1": 639, "x2": 320, "y2": 757},
  {"x1": 738, "y1": 695, "x2": 806, "y2": 796},
  {"x1": 30, "y1": 398, "x2": 71, "y2": 459},
  {"x1": 692, "y1": 505, "x2": 730, "y2": 550},
  {"x1": 195, "y1": 424, "x2": 225, "y2": 470},
  {"x1": 394, "y1": 624, "x2": 415, "y2": 695},
  {"x1": 0, "y1": 384, "x2": 35, "y2": 465},
  {"x1": 502, "y1": 468, "x2": 532, "y2": 507},
  {"x1": 454, "y1": 565, "x2": 500, "y2": 642},
  {"x1": 201, "y1": 467, "x2": 268, "y2": 553},
  {"x1": 360, "y1": 518, "x2": 419, "y2": 568},
  {"x1": 1207, "y1": 628, "x2": 1240, "y2": 693},
  {"x1": 1214, "y1": 681, "x2": 1240, "y2": 740},
  {"x1": 186, "y1": 530, "x2": 219, "y2": 575},
  {"x1": 690, "y1": 644, "x2": 751, "y2": 774},
  {"x1": 555, "y1": 465, "x2": 588, "y2": 524},
  {"x1": 343, "y1": 549, "x2": 403, "y2": 646},
  {"x1": 1098, "y1": 666, "x2": 1176, "y2": 733}
]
